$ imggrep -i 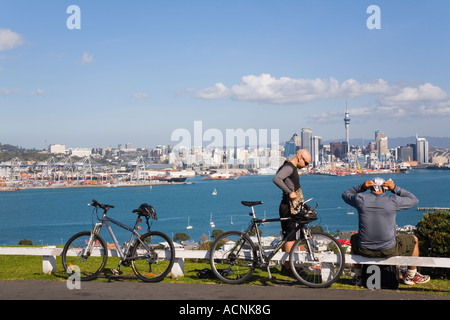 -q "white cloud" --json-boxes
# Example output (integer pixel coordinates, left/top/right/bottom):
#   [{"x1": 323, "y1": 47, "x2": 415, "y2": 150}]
[
  {"x1": 31, "y1": 89, "x2": 45, "y2": 96},
  {"x1": 0, "y1": 29, "x2": 24, "y2": 51},
  {"x1": 193, "y1": 74, "x2": 394, "y2": 104},
  {"x1": 132, "y1": 92, "x2": 149, "y2": 99},
  {"x1": 380, "y1": 83, "x2": 448, "y2": 104},
  {"x1": 1, "y1": 88, "x2": 20, "y2": 96},
  {"x1": 80, "y1": 52, "x2": 94, "y2": 64},
  {"x1": 192, "y1": 73, "x2": 450, "y2": 120}
]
